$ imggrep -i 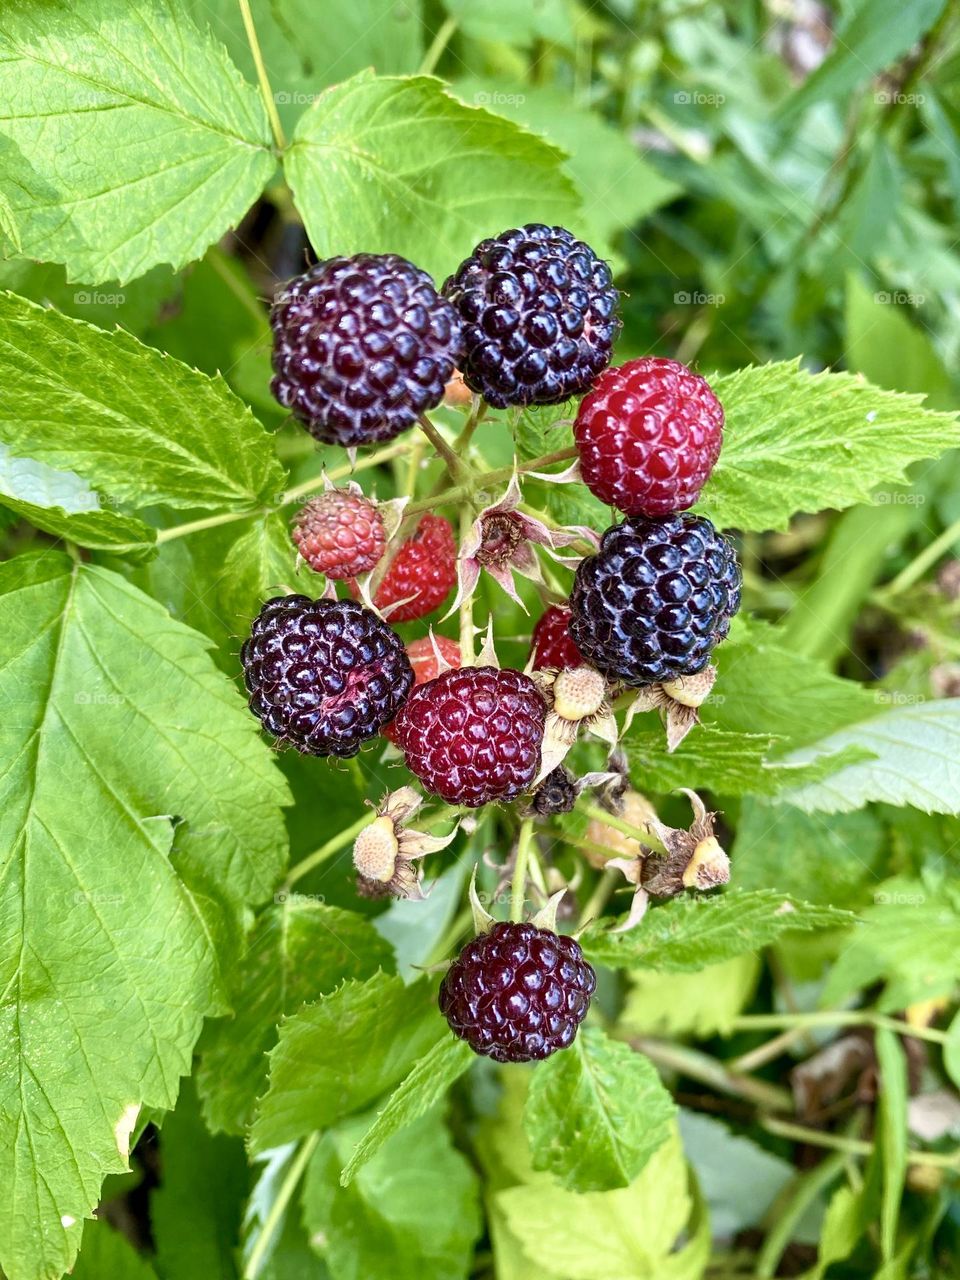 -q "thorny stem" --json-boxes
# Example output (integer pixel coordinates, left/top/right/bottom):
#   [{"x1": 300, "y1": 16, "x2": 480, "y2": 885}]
[
  {"x1": 510, "y1": 819, "x2": 535, "y2": 922},
  {"x1": 243, "y1": 1132, "x2": 319, "y2": 1279},
  {"x1": 238, "y1": 0, "x2": 286, "y2": 153}
]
